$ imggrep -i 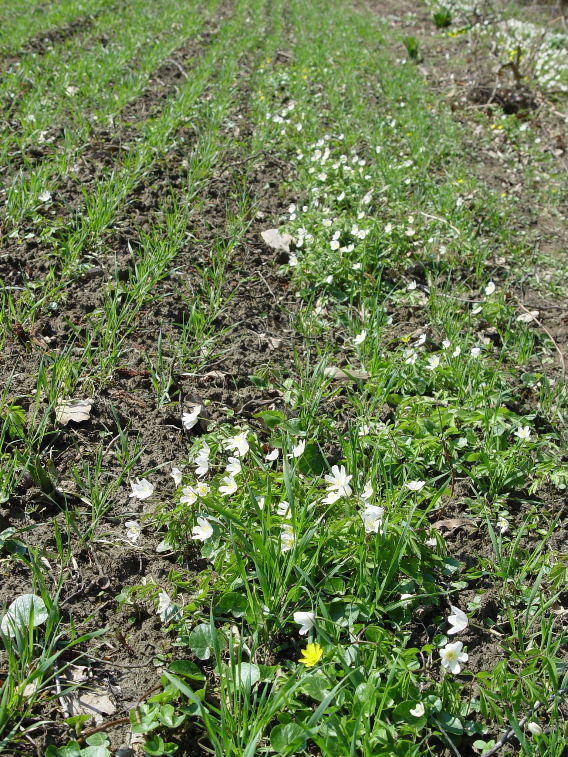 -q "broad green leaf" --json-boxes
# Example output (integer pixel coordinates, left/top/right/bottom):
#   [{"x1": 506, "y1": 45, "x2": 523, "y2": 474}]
[
  {"x1": 1, "y1": 593, "x2": 48, "y2": 637},
  {"x1": 187, "y1": 623, "x2": 214, "y2": 660},
  {"x1": 270, "y1": 723, "x2": 306, "y2": 754}
]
